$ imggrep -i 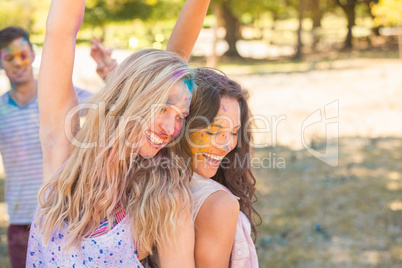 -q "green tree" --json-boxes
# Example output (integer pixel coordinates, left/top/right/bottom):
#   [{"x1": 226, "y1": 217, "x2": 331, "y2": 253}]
[
  {"x1": 83, "y1": 0, "x2": 184, "y2": 39},
  {"x1": 83, "y1": 0, "x2": 154, "y2": 38},
  {"x1": 334, "y1": 0, "x2": 379, "y2": 48},
  {"x1": 372, "y1": 0, "x2": 402, "y2": 26},
  {"x1": 335, "y1": 0, "x2": 358, "y2": 48},
  {"x1": 214, "y1": 0, "x2": 291, "y2": 58},
  {"x1": 0, "y1": 0, "x2": 51, "y2": 34}
]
